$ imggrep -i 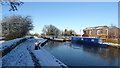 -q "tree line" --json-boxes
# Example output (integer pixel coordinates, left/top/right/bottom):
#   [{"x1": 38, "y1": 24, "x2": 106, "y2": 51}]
[
  {"x1": 1, "y1": 15, "x2": 76, "y2": 40},
  {"x1": 42, "y1": 25, "x2": 76, "y2": 38}
]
